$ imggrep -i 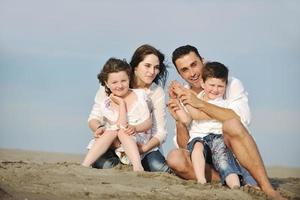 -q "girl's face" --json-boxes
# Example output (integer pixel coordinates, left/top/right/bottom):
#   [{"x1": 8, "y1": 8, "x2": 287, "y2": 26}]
[
  {"x1": 201, "y1": 77, "x2": 226, "y2": 100},
  {"x1": 134, "y1": 54, "x2": 160, "y2": 87},
  {"x1": 105, "y1": 71, "x2": 130, "y2": 97}
]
